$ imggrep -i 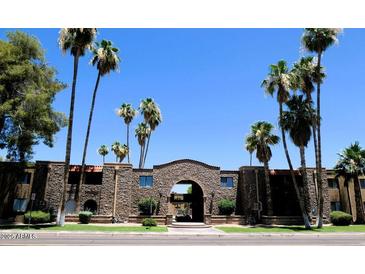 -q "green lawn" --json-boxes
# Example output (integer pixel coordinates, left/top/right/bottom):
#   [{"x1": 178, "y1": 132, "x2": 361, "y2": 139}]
[
  {"x1": 215, "y1": 225, "x2": 365, "y2": 233},
  {"x1": 0, "y1": 224, "x2": 168, "y2": 232}
]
